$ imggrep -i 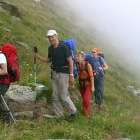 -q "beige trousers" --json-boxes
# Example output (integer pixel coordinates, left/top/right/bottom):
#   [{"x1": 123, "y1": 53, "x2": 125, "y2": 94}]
[{"x1": 52, "y1": 71, "x2": 77, "y2": 117}]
